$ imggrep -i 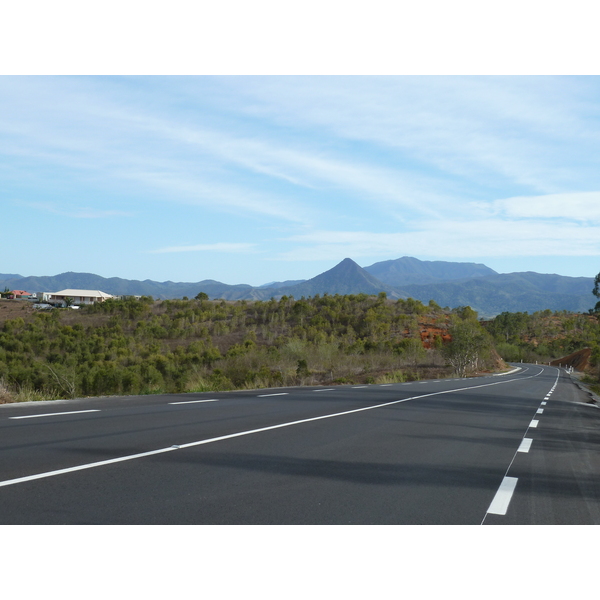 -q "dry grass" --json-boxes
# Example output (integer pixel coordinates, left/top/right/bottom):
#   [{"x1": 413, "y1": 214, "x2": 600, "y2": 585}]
[
  {"x1": 0, "y1": 379, "x2": 14, "y2": 404},
  {"x1": 0, "y1": 299, "x2": 37, "y2": 326},
  {"x1": 0, "y1": 378, "x2": 65, "y2": 404}
]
